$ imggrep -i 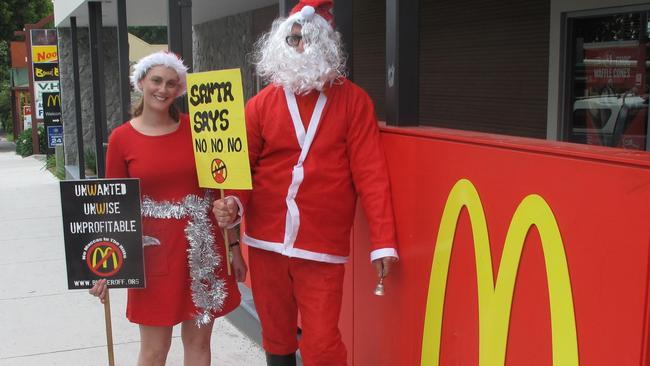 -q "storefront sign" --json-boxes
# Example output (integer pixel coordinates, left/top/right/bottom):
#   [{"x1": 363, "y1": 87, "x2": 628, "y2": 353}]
[
  {"x1": 420, "y1": 179, "x2": 578, "y2": 365},
  {"x1": 60, "y1": 179, "x2": 145, "y2": 289},
  {"x1": 34, "y1": 81, "x2": 59, "y2": 120},
  {"x1": 43, "y1": 91, "x2": 62, "y2": 153},
  {"x1": 345, "y1": 128, "x2": 650, "y2": 365},
  {"x1": 33, "y1": 63, "x2": 59, "y2": 81},
  {"x1": 47, "y1": 125, "x2": 63, "y2": 148},
  {"x1": 23, "y1": 105, "x2": 32, "y2": 130},
  {"x1": 43, "y1": 92, "x2": 61, "y2": 123},
  {"x1": 31, "y1": 45, "x2": 58, "y2": 63},
  {"x1": 30, "y1": 29, "x2": 59, "y2": 122}
]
